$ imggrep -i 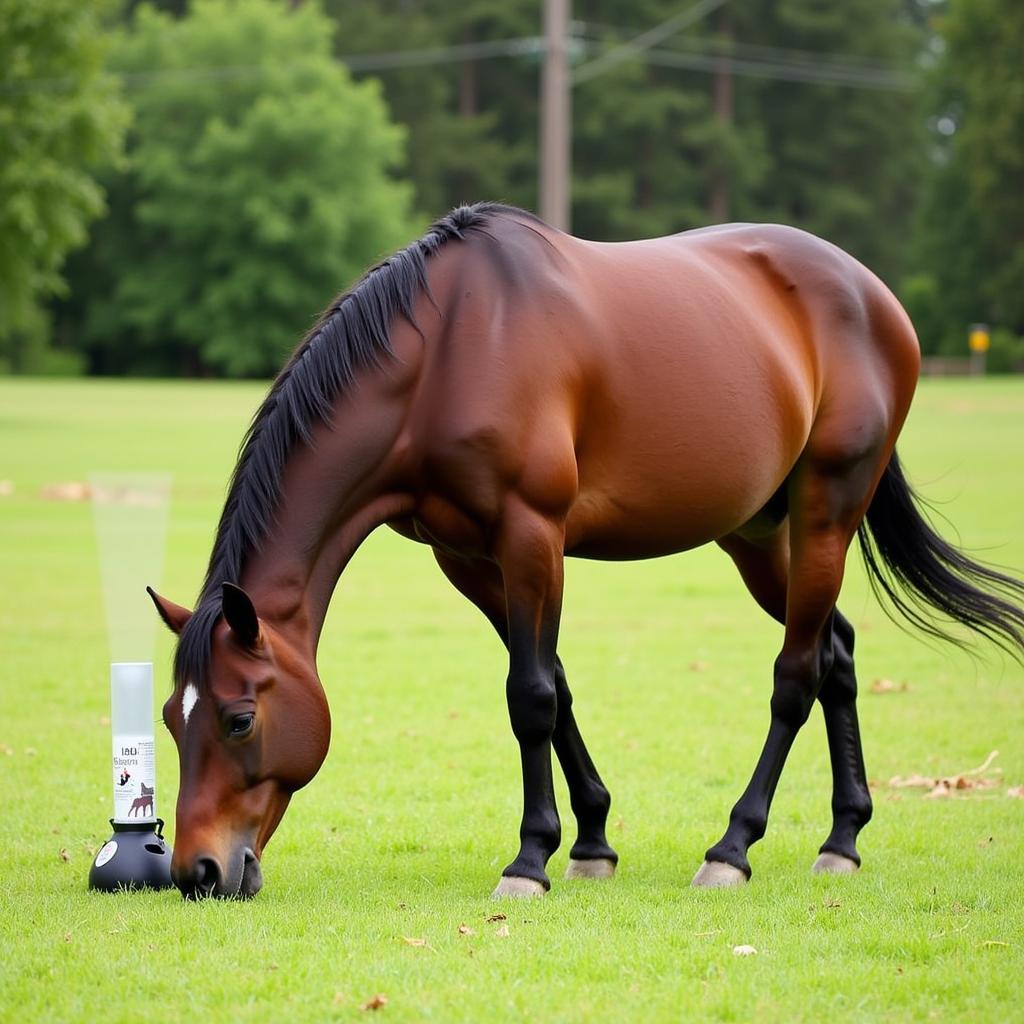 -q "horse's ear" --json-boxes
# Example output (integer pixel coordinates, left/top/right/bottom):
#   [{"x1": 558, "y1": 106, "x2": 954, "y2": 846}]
[
  {"x1": 147, "y1": 587, "x2": 193, "y2": 635},
  {"x1": 221, "y1": 582, "x2": 260, "y2": 648}
]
